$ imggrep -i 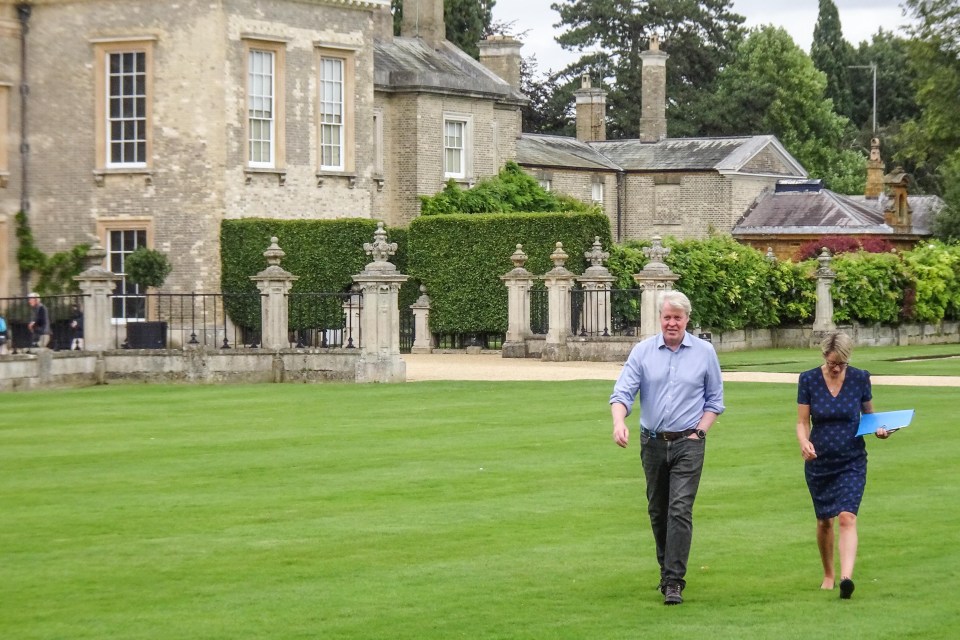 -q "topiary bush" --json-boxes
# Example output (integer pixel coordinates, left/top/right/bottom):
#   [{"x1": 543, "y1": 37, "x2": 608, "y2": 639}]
[{"x1": 125, "y1": 247, "x2": 172, "y2": 290}]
